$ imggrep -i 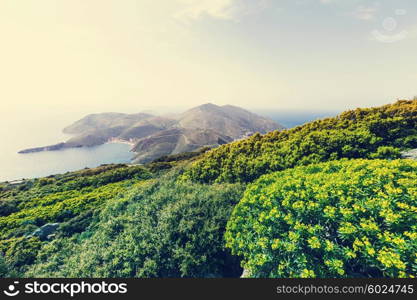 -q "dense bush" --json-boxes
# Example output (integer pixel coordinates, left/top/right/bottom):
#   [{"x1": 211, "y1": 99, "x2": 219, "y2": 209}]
[
  {"x1": 225, "y1": 159, "x2": 417, "y2": 278},
  {"x1": 0, "y1": 199, "x2": 19, "y2": 217},
  {"x1": 58, "y1": 210, "x2": 95, "y2": 238},
  {"x1": 0, "y1": 237, "x2": 42, "y2": 275},
  {"x1": 153, "y1": 147, "x2": 211, "y2": 163},
  {"x1": 0, "y1": 255, "x2": 8, "y2": 277},
  {"x1": 27, "y1": 172, "x2": 245, "y2": 278},
  {"x1": 185, "y1": 100, "x2": 417, "y2": 183}
]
